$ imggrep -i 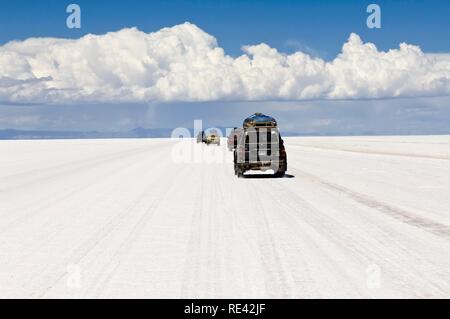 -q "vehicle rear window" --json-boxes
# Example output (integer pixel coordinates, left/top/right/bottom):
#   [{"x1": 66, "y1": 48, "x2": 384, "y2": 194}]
[{"x1": 243, "y1": 129, "x2": 280, "y2": 144}]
